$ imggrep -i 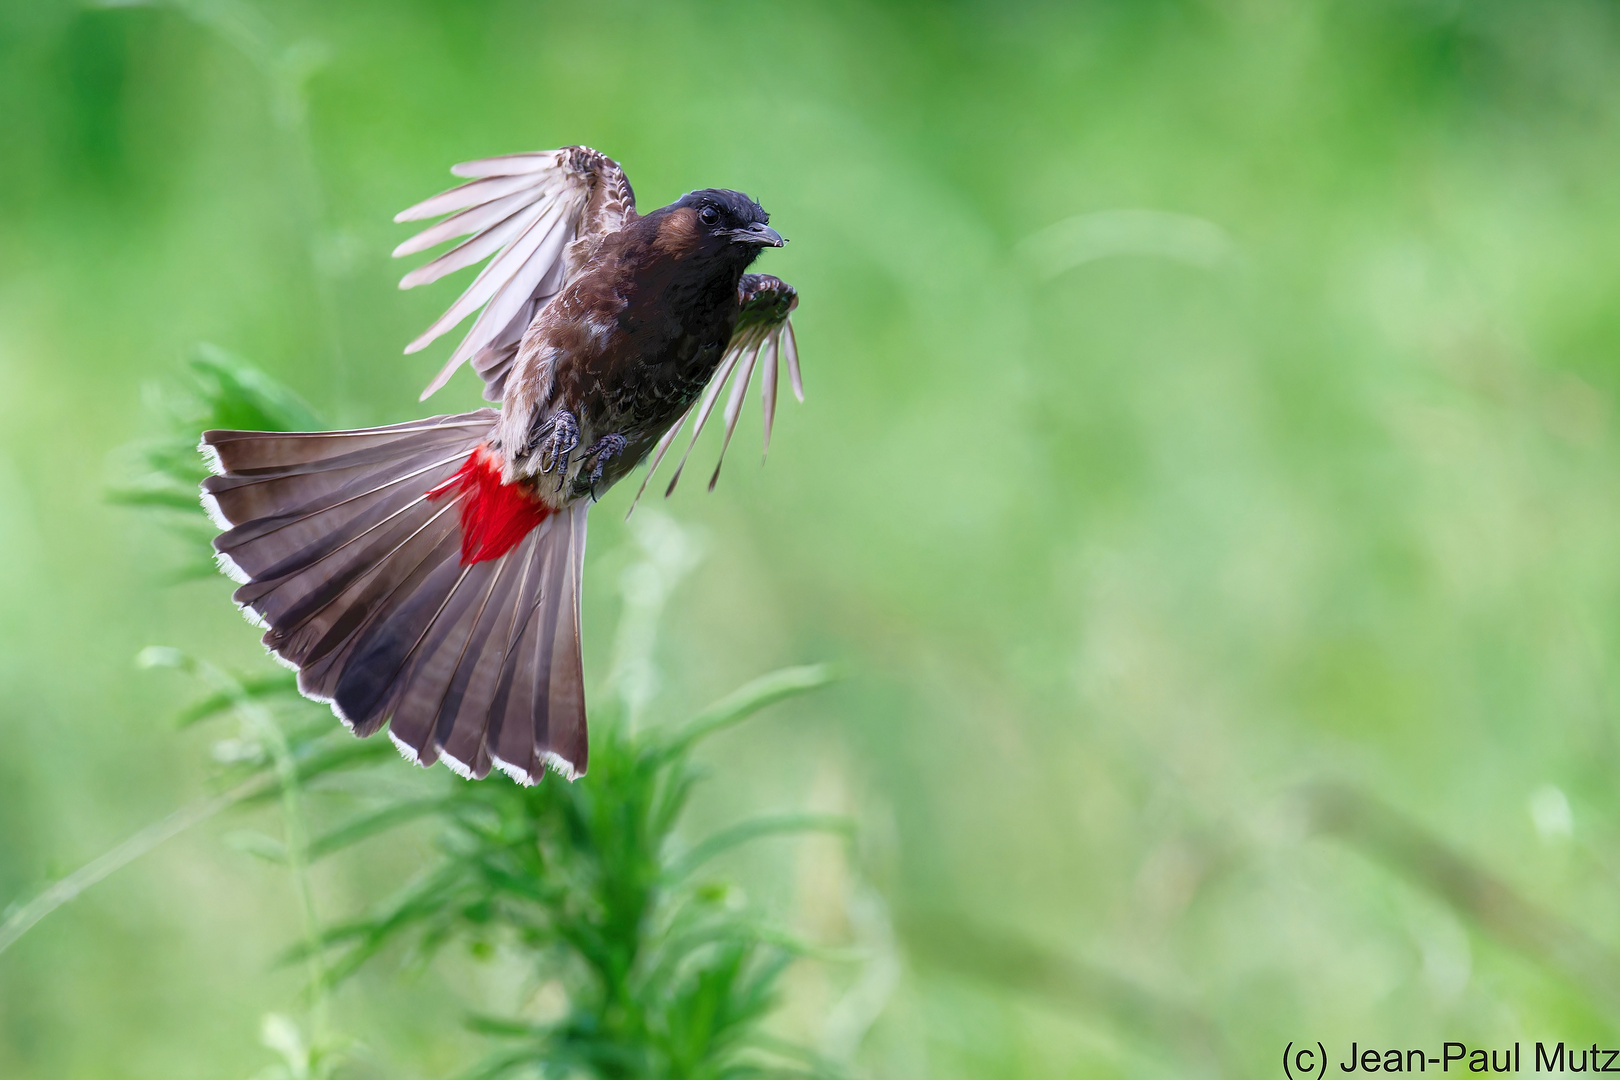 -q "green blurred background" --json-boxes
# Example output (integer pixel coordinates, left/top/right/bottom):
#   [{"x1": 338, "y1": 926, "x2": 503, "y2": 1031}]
[{"x1": 6, "y1": 0, "x2": 1620, "y2": 1075}]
